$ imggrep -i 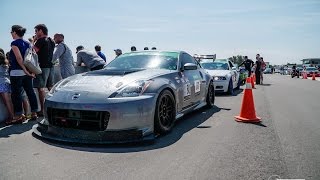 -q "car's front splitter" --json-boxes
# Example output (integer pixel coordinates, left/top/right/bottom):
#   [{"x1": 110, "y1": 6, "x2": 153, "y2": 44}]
[{"x1": 32, "y1": 121, "x2": 155, "y2": 144}]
